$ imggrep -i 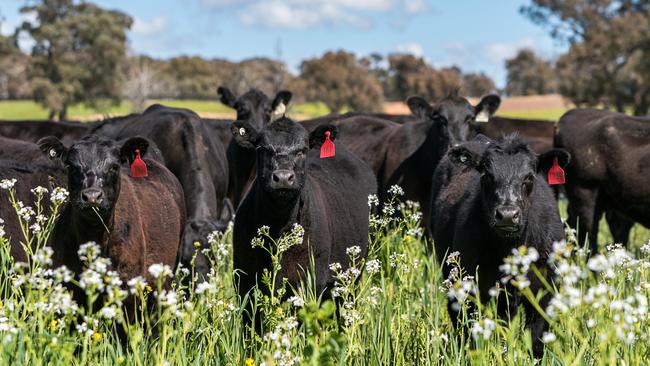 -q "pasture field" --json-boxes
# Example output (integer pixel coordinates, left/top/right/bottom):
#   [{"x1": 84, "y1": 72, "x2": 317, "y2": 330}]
[{"x1": 0, "y1": 181, "x2": 649, "y2": 366}]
